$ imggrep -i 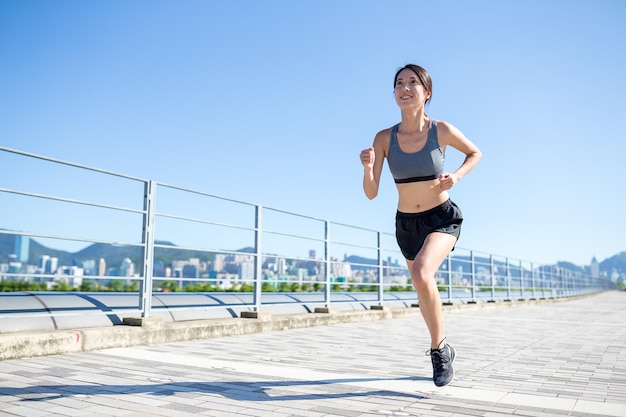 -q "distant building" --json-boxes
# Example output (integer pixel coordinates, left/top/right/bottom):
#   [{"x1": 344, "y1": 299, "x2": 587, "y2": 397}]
[
  {"x1": 8, "y1": 254, "x2": 21, "y2": 274},
  {"x1": 153, "y1": 260, "x2": 166, "y2": 277},
  {"x1": 14, "y1": 235, "x2": 30, "y2": 263},
  {"x1": 331, "y1": 258, "x2": 352, "y2": 281},
  {"x1": 182, "y1": 264, "x2": 198, "y2": 278},
  {"x1": 58, "y1": 266, "x2": 84, "y2": 288},
  {"x1": 120, "y1": 258, "x2": 135, "y2": 277},
  {"x1": 45, "y1": 257, "x2": 58, "y2": 274},
  {"x1": 39, "y1": 255, "x2": 50, "y2": 270},
  {"x1": 239, "y1": 261, "x2": 254, "y2": 281},
  {"x1": 590, "y1": 256, "x2": 599, "y2": 279},
  {"x1": 98, "y1": 258, "x2": 106, "y2": 276},
  {"x1": 82, "y1": 259, "x2": 96, "y2": 276}
]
